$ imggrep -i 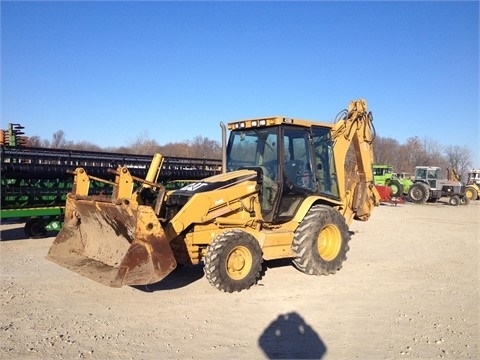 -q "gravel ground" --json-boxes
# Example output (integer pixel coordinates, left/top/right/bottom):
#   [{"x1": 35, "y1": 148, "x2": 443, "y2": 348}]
[{"x1": 1, "y1": 200, "x2": 479, "y2": 359}]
